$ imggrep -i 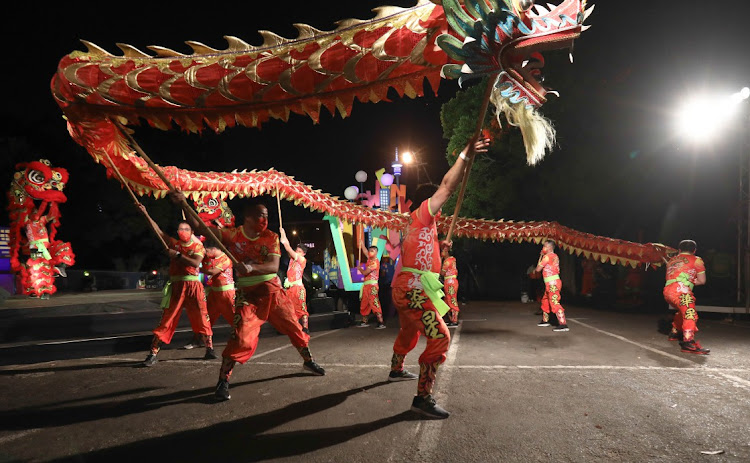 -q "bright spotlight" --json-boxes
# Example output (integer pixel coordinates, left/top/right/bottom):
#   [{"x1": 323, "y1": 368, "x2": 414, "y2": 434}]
[
  {"x1": 676, "y1": 93, "x2": 743, "y2": 144},
  {"x1": 402, "y1": 151, "x2": 414, "y2": 164}
]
